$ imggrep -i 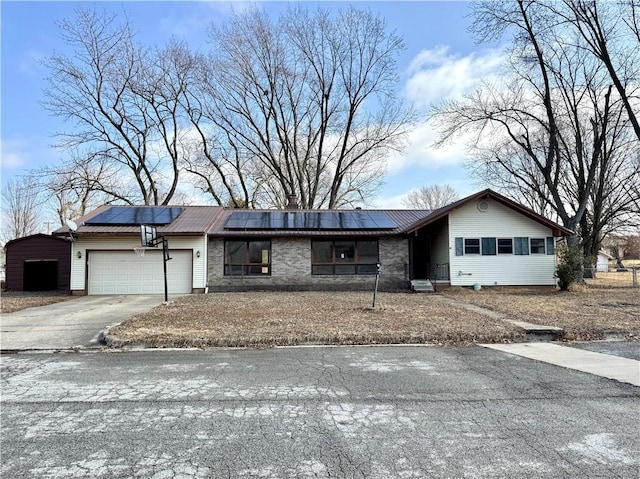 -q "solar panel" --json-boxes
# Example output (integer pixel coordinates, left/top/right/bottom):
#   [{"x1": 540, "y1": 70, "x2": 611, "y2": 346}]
[
  {"x1": 224, "y1": 211, "x2": 396, "y2": 230},
  {"x1": 86, "y1": 207, "x2": 184, "y2": 226}
]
